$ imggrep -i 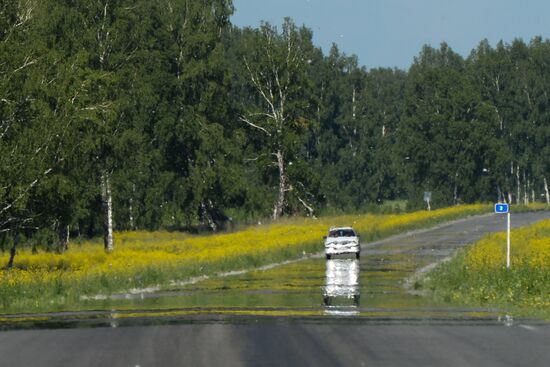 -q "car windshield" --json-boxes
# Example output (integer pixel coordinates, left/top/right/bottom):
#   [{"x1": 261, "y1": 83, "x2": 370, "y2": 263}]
[{"x1": 329, "y1": 229, "x2": 356, "y2": 237}]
